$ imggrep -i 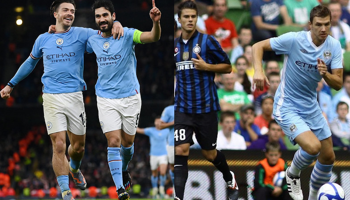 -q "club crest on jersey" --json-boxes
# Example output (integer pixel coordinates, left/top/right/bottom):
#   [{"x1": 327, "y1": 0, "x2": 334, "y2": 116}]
[
  {"x1": 290, "y1": 124, "x2": 297, "y2": 132},
  {"x1": 103, "y1": 42, "x2": 110, "y2": 49},
  {"x1": 56, "y1": 38, "x2": 64, "y2": 45},
  {"x1": 323, "y1": 51, "x2": 331, "y2": 60},
  {"x1": 183, "y1": 52, "x2": 189, "y2": 61},
  {"x1": 193, "y1": 44, "x2": 201, "y2": 54},
  {"x1": 175, "y1": 47, "x2": 178, "y2": 53},
  {"x1": 47, "y1": 122, "x2": 53, "y2": 130}
]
